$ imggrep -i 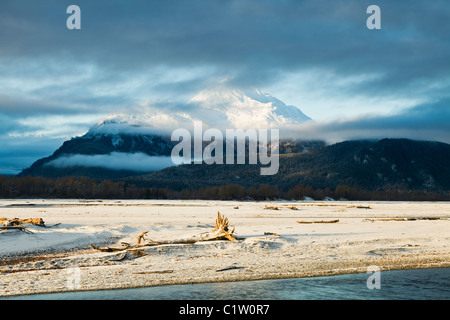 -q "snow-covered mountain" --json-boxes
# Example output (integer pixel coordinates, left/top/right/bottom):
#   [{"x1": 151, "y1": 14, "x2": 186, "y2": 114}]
[
  {"x1": 19, "y1": 85, "x2": 314, "y2": 178},
  {"x1": 88, "y1": 84, "x2": 311, "y2": 135},
  {"x1": 189, "y1": 85, "x2": 311, "y2": 129}
]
